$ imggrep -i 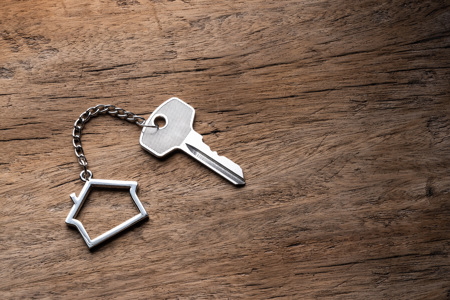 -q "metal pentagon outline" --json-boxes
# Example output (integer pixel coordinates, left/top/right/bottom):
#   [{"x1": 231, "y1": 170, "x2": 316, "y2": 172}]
[{"x1": 65, "y1": 179, "x2": 148, "y2": 249}]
